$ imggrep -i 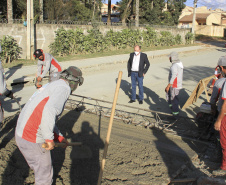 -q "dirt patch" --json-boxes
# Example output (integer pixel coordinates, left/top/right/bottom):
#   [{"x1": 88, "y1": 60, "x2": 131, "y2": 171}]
[{"x1": 0, "y1": 110, "x2": 224, "y2": 185}]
